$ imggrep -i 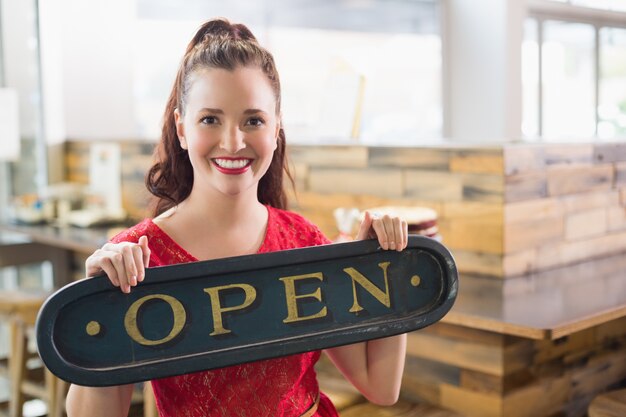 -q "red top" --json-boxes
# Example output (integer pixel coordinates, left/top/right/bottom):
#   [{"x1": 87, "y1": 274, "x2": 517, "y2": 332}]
[{"x1": 110, "y1": 206, "x2": 339, "y2": 417}]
